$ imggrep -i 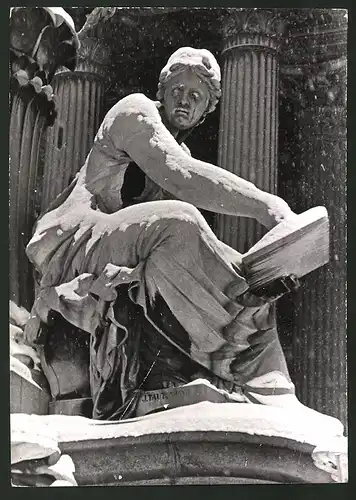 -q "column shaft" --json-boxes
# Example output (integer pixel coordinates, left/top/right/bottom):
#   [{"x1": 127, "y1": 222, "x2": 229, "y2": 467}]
[
  {"x1": 9, "y1": 94, "x2": 47, "y2": 309},
  {"x1": 278, "y1": 10, "x2": 347, "y2": 425},
  {"x1": 215, "y1": 27, "x2": 280, "y2": 253},
  {"x1": 279, "y1": 100, "x2": 347, "y2": 426},
  {"x1": 41, "y1": 72, "x2": 105, "y2": 212}
]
